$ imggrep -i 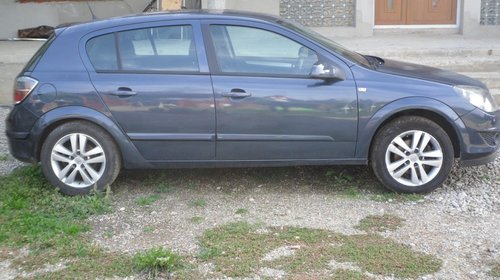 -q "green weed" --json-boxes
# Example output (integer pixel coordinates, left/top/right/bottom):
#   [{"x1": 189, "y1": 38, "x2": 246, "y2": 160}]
[{"x1": 133, "y1": 247, "x2": 183, "y2": 278}]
